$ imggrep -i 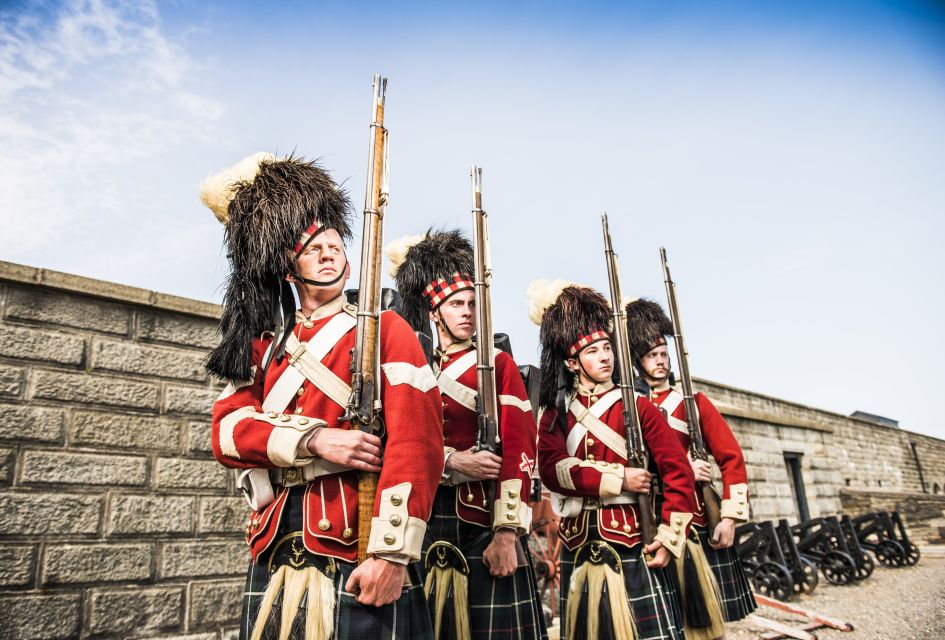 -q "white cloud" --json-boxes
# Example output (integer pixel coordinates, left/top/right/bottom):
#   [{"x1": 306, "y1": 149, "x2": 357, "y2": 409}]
[{"x1": 0, "y1": 0, "x2": 222, "y2": 251}]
